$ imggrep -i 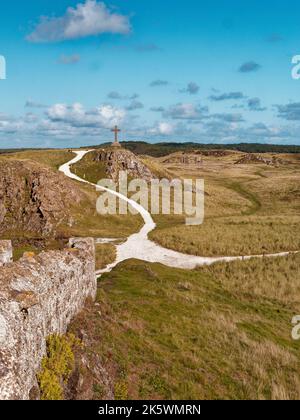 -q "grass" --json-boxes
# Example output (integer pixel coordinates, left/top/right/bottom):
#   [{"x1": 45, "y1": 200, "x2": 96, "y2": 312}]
[
  {"x1": 150, "y1": 155, "x2": 300, "y2": 256},
  {"x1": 70, "y1": 152, "x2": 108, "y2": 184},
  {"x1": 95, "y1": 243, "x2": 116, "y2": 270},
  {"x1": 0, "y1": 149, "x2": 143, "y2": 253},
  {"x1": 69, "y1": 255, "x2": 300, "y2": 400},
  {"x1": 150, "y1": 215, "x2": 300, "y2": 257},
  {"x1": 71, "y1": 149, "x2": 300, "y2": 257},
  {"x1": 0, "y1": 149, "x2": 74, "y2": 171}
]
